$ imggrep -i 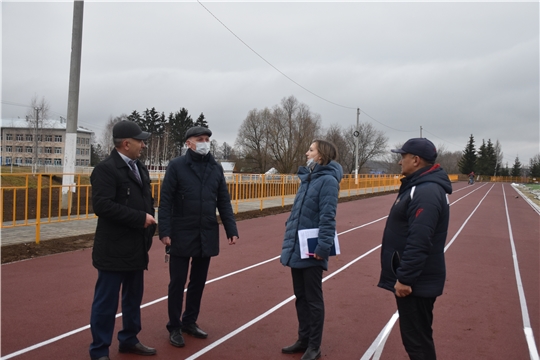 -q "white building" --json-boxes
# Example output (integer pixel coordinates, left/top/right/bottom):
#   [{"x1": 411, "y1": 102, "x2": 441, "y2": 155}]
[{"x1": 0, "y1": 118, "x2": 93, "y2": 167}]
